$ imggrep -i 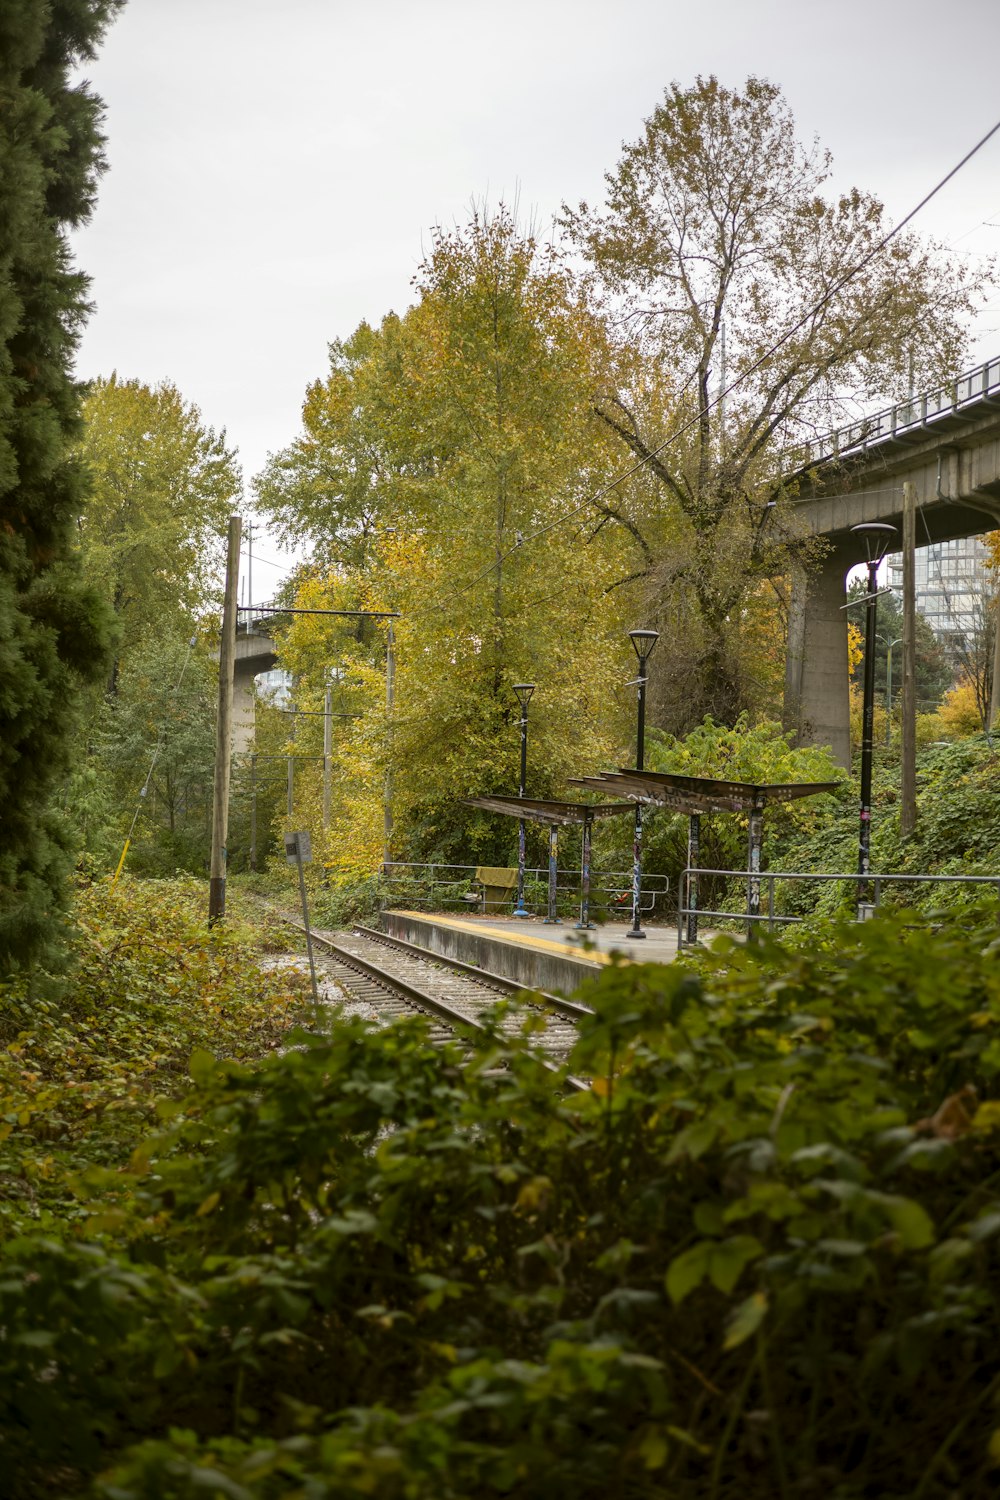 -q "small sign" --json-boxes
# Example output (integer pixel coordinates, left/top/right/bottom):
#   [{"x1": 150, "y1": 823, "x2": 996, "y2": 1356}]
[{"x1": 284, "y1": 830, "x2": 312, "y2": 864}]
